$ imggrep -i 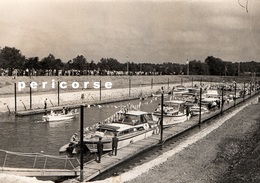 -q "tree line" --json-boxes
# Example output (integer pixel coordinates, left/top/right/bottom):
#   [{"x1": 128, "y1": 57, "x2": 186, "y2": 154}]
[{"x1": 0, "y1": 46, "x2": 259, "y2": 76}]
